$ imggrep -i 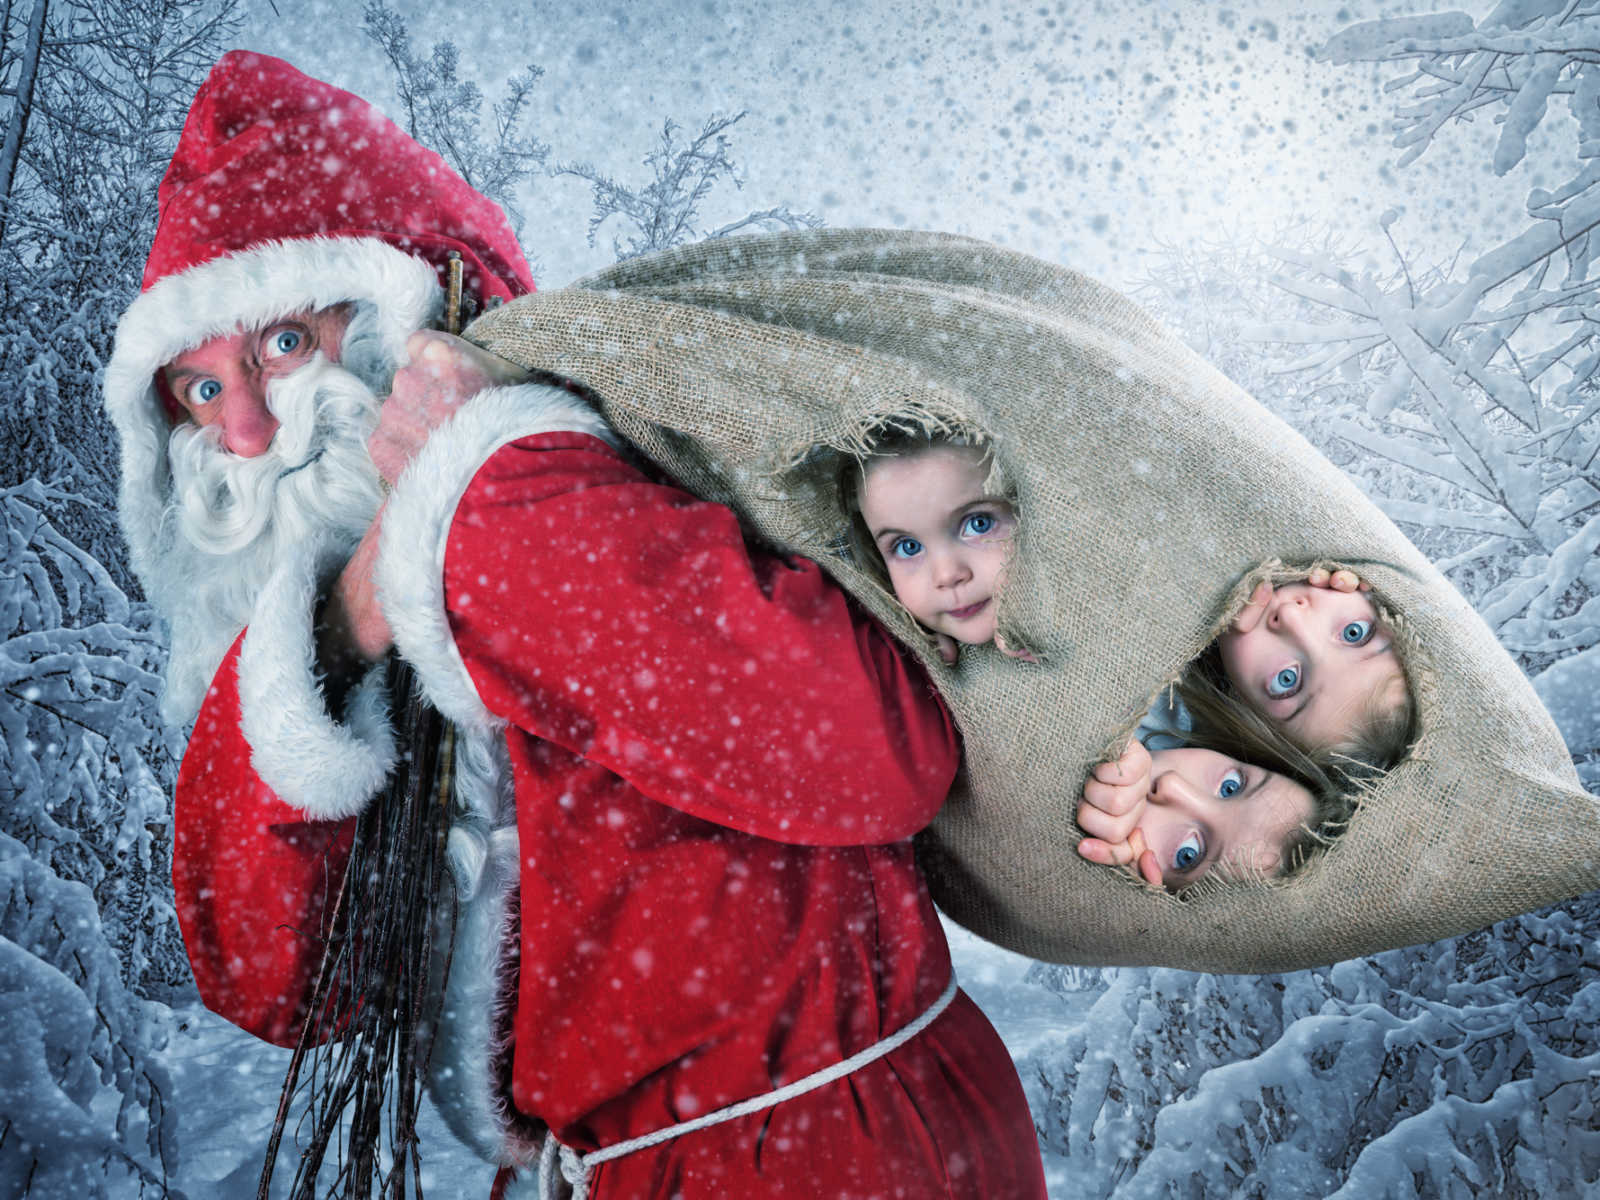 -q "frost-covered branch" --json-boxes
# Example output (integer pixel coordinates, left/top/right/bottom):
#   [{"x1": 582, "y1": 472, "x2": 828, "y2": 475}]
[{"x1": 559, "y1": 112, "x2": 820, "y2": 262}]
